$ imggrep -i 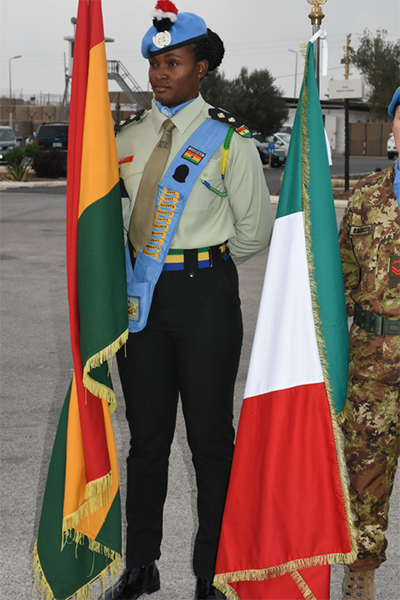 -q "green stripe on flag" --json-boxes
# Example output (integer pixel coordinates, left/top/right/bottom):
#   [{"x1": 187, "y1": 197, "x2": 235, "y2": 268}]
[
  {"x1": 304, "y1": 48, "x2": 349, "y2": 414},
  {"x1": 77, "y1": 182, "x2": 127, "y2": 371}
]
